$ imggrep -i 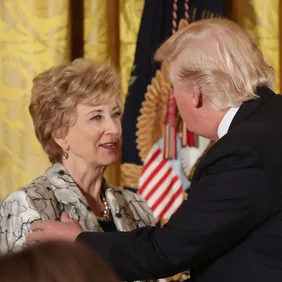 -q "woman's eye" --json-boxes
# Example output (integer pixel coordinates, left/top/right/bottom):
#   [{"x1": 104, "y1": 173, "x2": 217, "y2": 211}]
[
  {"x1": 90, "y1": 115, "x2": 102, "y2": 121},
  {"x1": 113, "y1": 112, "x2": 121, "y2": 118}
]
